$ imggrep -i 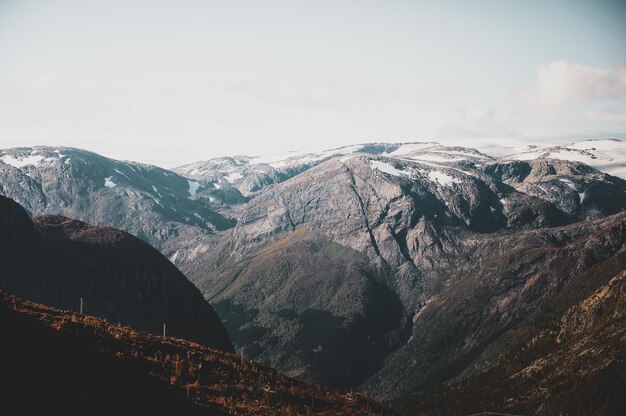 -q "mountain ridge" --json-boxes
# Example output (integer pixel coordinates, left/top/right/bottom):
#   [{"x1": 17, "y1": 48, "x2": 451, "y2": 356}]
[{"x1": 2, "y1": 139, "x2": 626, "y2": 407}]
